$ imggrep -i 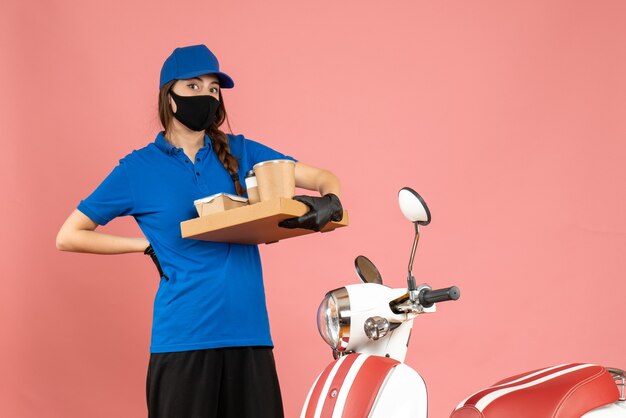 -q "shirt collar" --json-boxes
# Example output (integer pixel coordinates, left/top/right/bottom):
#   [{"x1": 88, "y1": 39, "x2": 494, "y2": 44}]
[{"x1": 154, "y1": 131, "x2": 211, "y2": 155}]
